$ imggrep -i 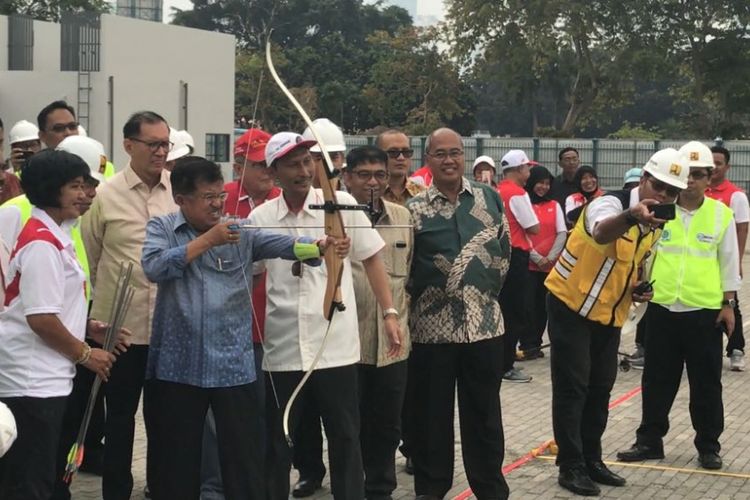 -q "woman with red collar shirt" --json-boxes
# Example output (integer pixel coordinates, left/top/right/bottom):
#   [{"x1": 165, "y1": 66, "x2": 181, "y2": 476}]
[{"x1": 519, "y1": 166, "x2": 567, "y2": 360}]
